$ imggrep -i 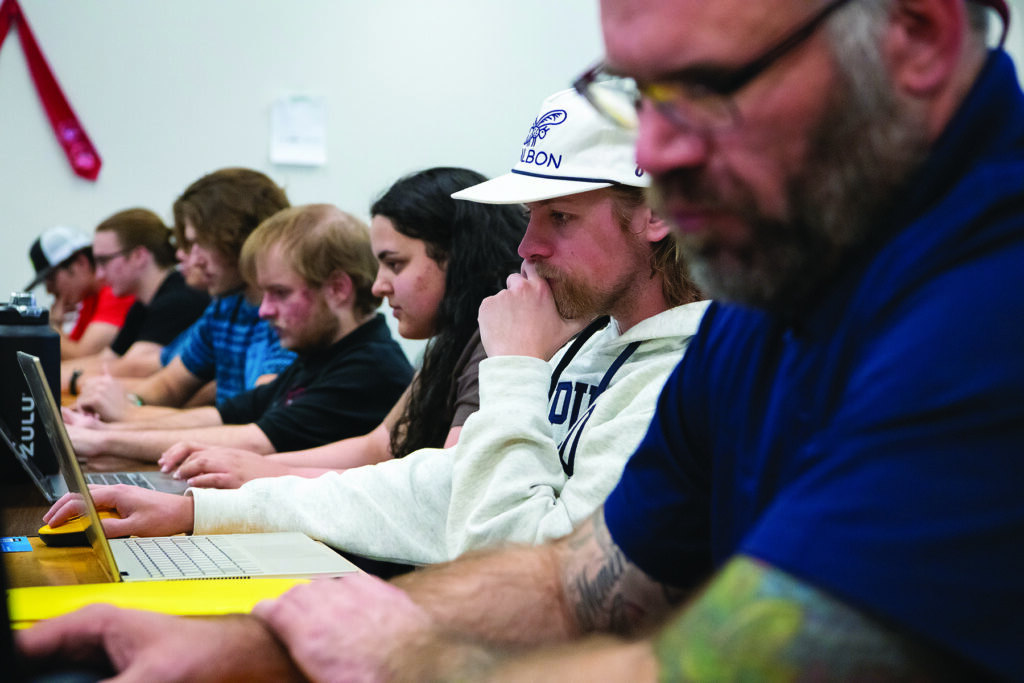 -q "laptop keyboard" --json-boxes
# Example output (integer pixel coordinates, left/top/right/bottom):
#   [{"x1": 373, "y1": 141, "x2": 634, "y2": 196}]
[
  {"x1": 86, "y1": 472, "x2": 156, "y2": 490},
  {"x1": 121, "y1": 536, "x2": 261, "y2": 578}
]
